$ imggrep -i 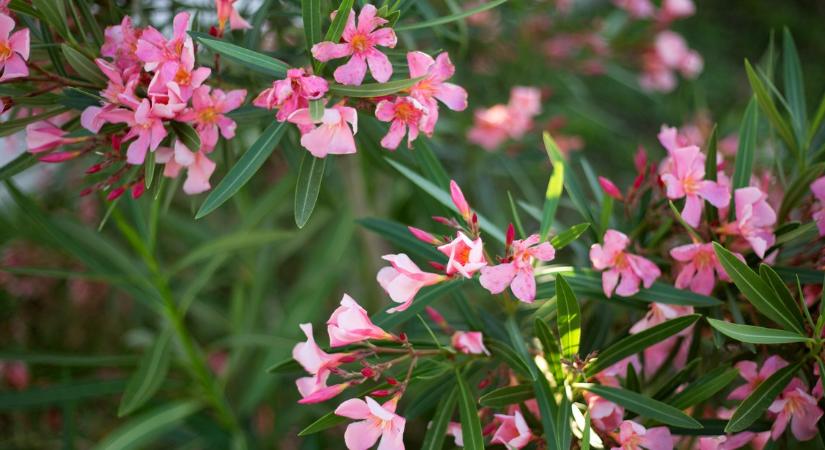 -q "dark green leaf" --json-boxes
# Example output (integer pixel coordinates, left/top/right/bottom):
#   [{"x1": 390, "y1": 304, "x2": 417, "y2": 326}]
[
  {"x1": 61, "y1": 44, "x2": 107, "y2": 85},
  {"x1": 456, "y1": 370, "x2": 484, "y2": 450},
  {"x1": 118, "y1": 332, "x2": 172, "y2": 417},
  {"x1": 301, "y1": 0, "x2": 322, "y2": 57},
  {"x1": 578, "y1": 384, "x2": 702, "y2": 429},
  {"x1": 744, "y1": 61, "x2": 796, "y2": 154},
  {"x1": 760, "y1": 264, "x2": 806, "y2": 329},
  {"x1": 93, "y1": 401, "x2": 202, "y2": 450},
  {"x1": 358, "y1": 217, "x2": 444, "y2": 261},
  {"x1": 668, "y1": 366, "x2": 739, "y2": 409},
  {"x1": 479, "y1": 385, "x2": 534, "y2": 408},
  {"x1": 730, "y1": 97, "x2": 760, "y2": 193},
  {"x1": 421, "y1": 387, "x2": 458, "y2": 450},
  {"x1": 294, "y1": 153, "x2": 326, "y2": 228},
  {"x1": 782, "y1": 28, "x2": 806, "y2": 144},
  {"x1": 395, "y1": 0, "x2": 507, "y2": 31},
  {"x1": 486, "y1": 339, "x2": 532, "y2": 379},
  {"x1": 324, "y1": 0, "x2": 355, "y2": 43},
  {"x1": 0, "y1": 107, "x2": 70, "y2": 137},
  {"x1": 0, "y1": 152, "x2": 37, "y2": 182},
  {"x1": 706, "y1": 318, "x2": 809, "y2": 344},
  {"x1": 0, "y1": 379, "x2": 126, "y2": 411},
  {"x1": 726, "y1": 362, "x2": 802, "y2": 433},
  {"x1": 190, "y1": 31, "x2": 289, "y2": 77},
  {"x1": 170, "y1": 121, "x2": 201, "y2": 152}
]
